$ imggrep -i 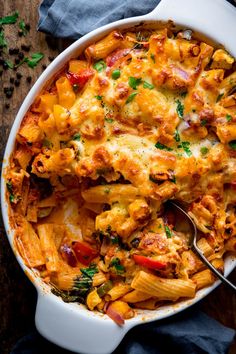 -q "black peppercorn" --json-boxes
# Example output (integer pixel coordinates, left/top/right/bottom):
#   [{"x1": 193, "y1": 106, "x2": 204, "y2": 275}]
[
  {"x1": 18, "y1": 52, "x2": 24, "y2": 60},
  {"x1": 10, "y1": 77, "x2": 14, "y2": 84},
  {"x1": 16, "y1": 72, "x2": 22, "y2": 79},
  {"x1": 14, "y1": 57, "x2": 20, "y2": 65},
  {"x1": 5, "y1": 103, "x2": 10, "y2": 109},
  {"x1": 6, "y1": 91, "x2": 13, "y2": 98},
  {"x1": 3, "y1": 62, "x2": 8, "y2": 70},
  {"x1": 0, "y1": 69, "x2": 3, "y2": 76},
  {"x1": 26, "y1": 76, "x2": 32, "y2": 83},
  {"x1": 42, "y1": 64, "x2": 47, "y2": 70},
  {"x1": 21, "y1": 44, "x2": 31, "y2": 52},
  {"x1": 18, "y1": 30, "x2": 23, "y2": 37},
  {"x1": 25, "y1": 24, "x2": 30, "y2": 31},
  {"x1": 14, "y1": 79, "x2": 20, "y2": 87},
  {"x1": 48, "y1": 56, "x2": 55, "y2": 62}
]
